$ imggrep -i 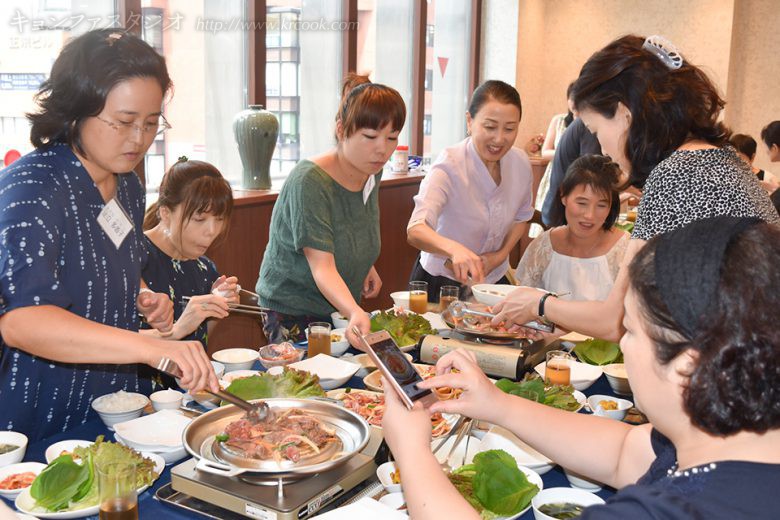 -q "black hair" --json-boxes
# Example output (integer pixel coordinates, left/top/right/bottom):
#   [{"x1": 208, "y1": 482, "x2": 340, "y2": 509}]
[
  {"x1": 571, "y1": 35, "x2": 729, "y2": 189},
  {"x1": 27, "y1": 29, "x2": 172, "y2": 155},
  {"x1": 468, "y1": 80, "x2": 522, "y2": 120},
  {"x1": 628, "y1": 222, "x2": 780, "y2": 436},
  {"x1": 729, "y1": 134, "x2": 757, "y2": 159},
  {"x1": 760, "y1": 121, "x2": 780, "y2": 148},
  {"x1": 563, "y1": 81, "x2": 575, "y2": 127},
  {"x1": 558, "y1": 155, "x2": 621, "y2": 230}
]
